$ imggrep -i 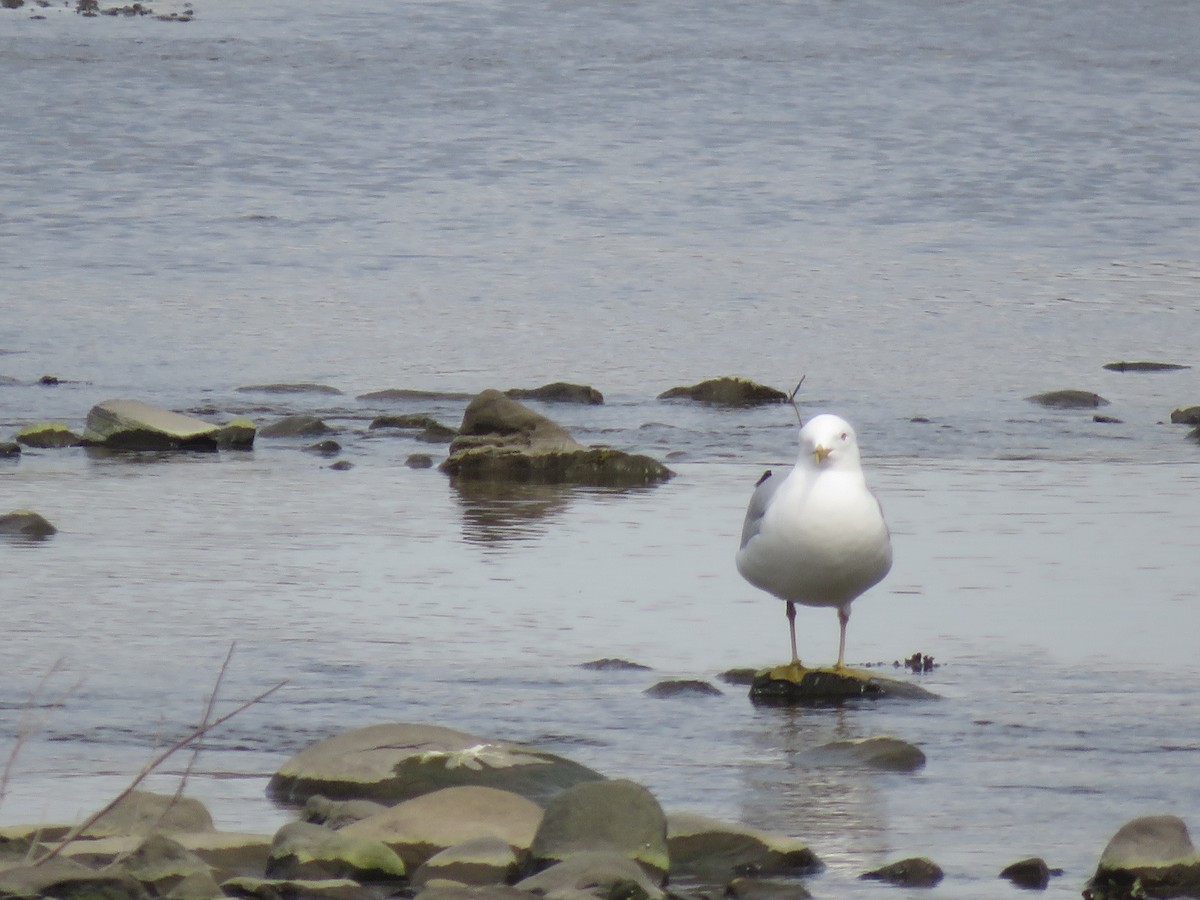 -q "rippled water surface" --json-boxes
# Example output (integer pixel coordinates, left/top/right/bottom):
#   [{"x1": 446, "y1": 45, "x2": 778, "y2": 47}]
[{"x1": 3, "y1": 0, "x2": 1200, "y2": 895}]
